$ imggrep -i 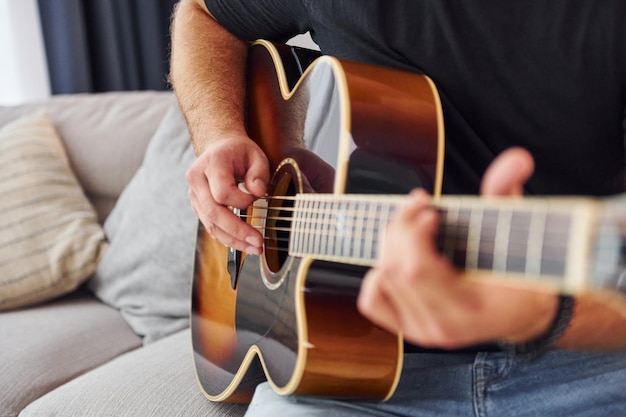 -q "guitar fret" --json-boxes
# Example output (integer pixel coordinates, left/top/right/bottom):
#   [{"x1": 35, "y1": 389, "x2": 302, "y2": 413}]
[
  {"x1": 312, "y1": 200, "x2": 322, "y2": 256},
  {"x1": 454, "y1": 209, "x2": 471, "y2": 267},
  {"x1": 328, "y1": 198, "x2": 338, "y2": 258},
  {"x1": 295, "y1": 199, "x2": 304, "y2": 255},
  {"x1": 298, "y1": 199, "x2": 306, "y2": 255},
  {"x1": 364, "y1": 202, "x2": 376, "y2": 260},
  {"x1": 314, "y1": 200, "x2": 321, "y2": 254},
  {"x1": 353, "y1": 201, "x2": 364, "y2": 259},
  {"x1": 304, "y1": 199, "x2": 314, "y2": 255},
  {"x1": 493, "y1": 209, "x2": 512, "y2": 272},
  {"x1": 525, "y1": 207, "x2": 547, "y2": 276},
  {"x1": 316, "y1": 200, "x2": 324, "y2": 257},
  {"x1": 326, "y1": 200, "x2": 336, "y2": 258},
  {"x1": 335, "y1": 200, "x2": 344, "y2": 258},
  {"x1": 477, "y1": 209, "x2": 497, "y2": 270},
  {"x1": 541, "y1": 213, "x2": 570, "y2": 276},
  {"x1": 292, "y1": 200, "x2": 299, "y2": 255},
  {"x1": 377, "y1": 202, "x2": 392, "y2": 259},
  {"x1": 439, "y1": 205, "x2": 458, "y2": 262},
  {"x1": 361, "y1": 202, "x2": 378, "y2": 259},
  {"x1": 289, "y1": 200, "x2": 299, "y2": 254},
  {"x1": 507, "y1": 211, "x2": 531, "y2": 274},
  {"x1": 342, "y1": 200, "x2": 353, "y2": 259},
  {"x1": 465, "y1": 207, "x2": 483, "y2": 270}
]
